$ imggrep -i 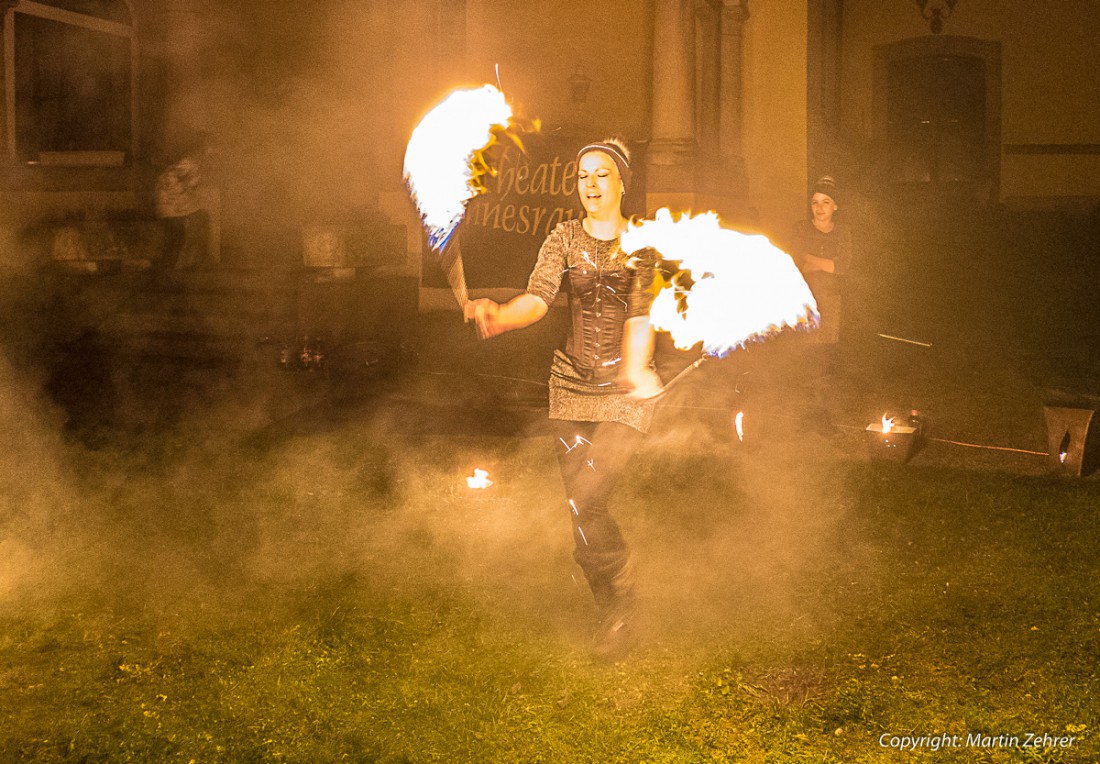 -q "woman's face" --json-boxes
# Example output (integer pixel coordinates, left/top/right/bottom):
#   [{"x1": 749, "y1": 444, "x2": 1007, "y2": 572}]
[
  {"x1": 577, "y1": 151, "x2": 624, "y2": 218},
  {"x1": 810, "y1": 192, "x2": 837, "y2": 225}
]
